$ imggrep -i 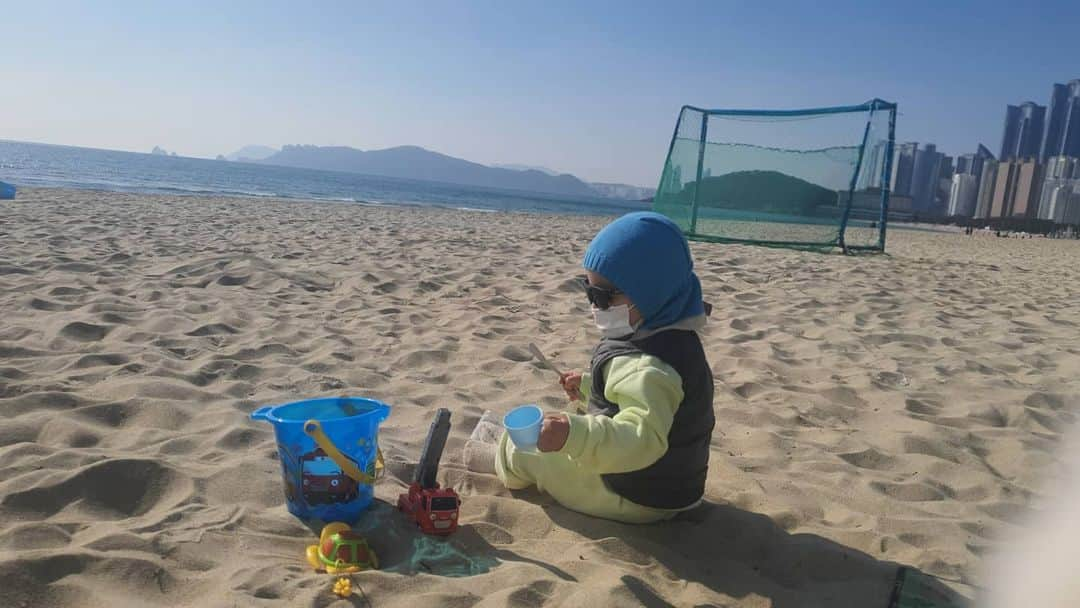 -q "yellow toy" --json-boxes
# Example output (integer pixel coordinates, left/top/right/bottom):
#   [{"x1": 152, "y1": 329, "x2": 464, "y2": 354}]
[
  {"x1": 305, "y1": 522, "x2": 378, "y2": 574},
  {"x1": 332, "y1": 577, "x2": 352, "y2": 598}
]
